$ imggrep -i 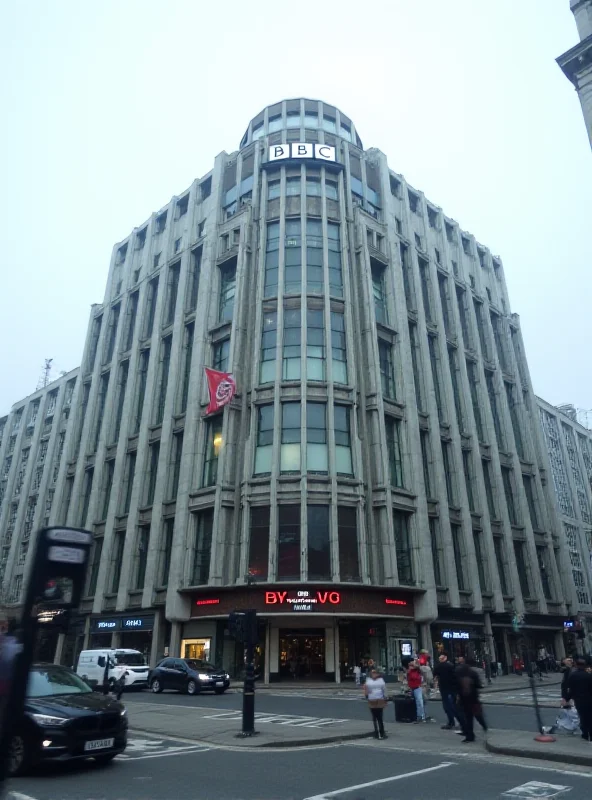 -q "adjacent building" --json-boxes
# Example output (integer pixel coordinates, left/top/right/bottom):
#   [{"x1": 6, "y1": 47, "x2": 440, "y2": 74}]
[
  {"x1": 557, "y1": 0, "x2": 592, "y2": 148},
  {"x1": 0, "y1": 99, "x2": 582, "y2": 679}
]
